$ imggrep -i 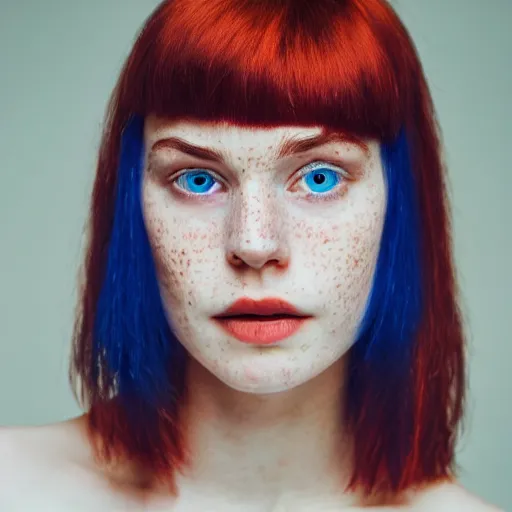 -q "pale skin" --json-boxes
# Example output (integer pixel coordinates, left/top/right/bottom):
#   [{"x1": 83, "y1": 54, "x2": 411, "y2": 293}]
[{"x1": 0, "y1": 117, "x2": 502, "y2": 511}]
